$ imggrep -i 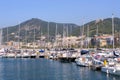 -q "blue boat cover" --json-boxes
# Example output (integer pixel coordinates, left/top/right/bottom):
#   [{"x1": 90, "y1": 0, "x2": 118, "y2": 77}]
[
  {"x1": 80, "y1": 50, "x2": 89, "y2": 55},
  {"x1": 39, "y1": 49, "x2": 45, "y2": 53}
]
